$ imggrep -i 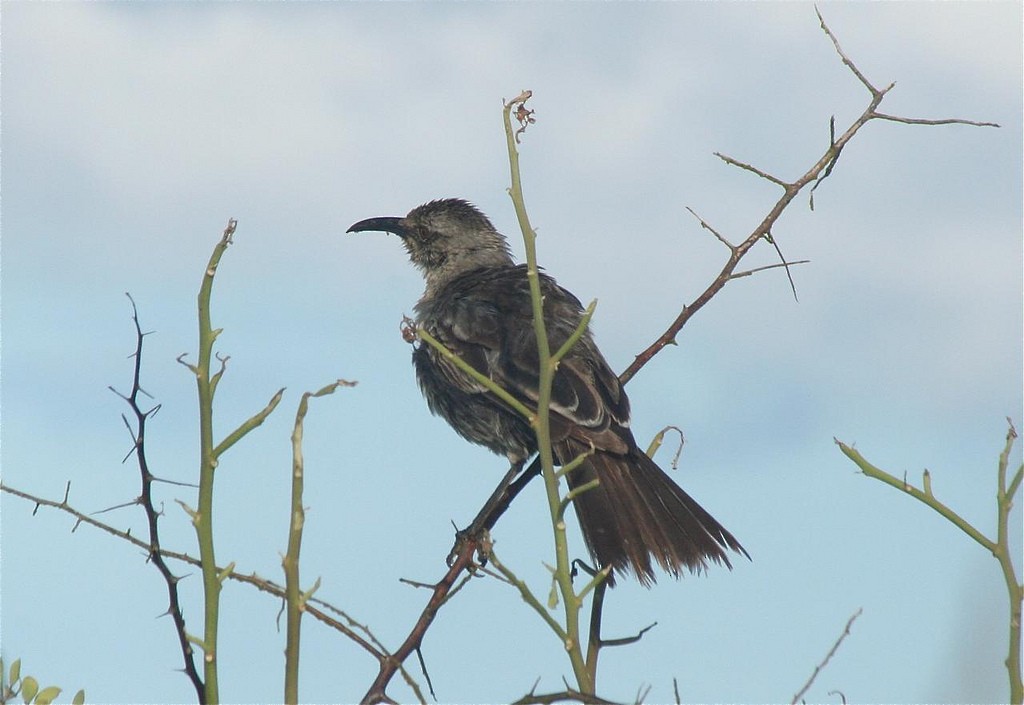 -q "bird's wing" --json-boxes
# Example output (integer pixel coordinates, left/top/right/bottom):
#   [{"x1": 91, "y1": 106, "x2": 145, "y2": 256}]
[{"x1": 424, "y1": 267, "x2": 631, "y2": 454}]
